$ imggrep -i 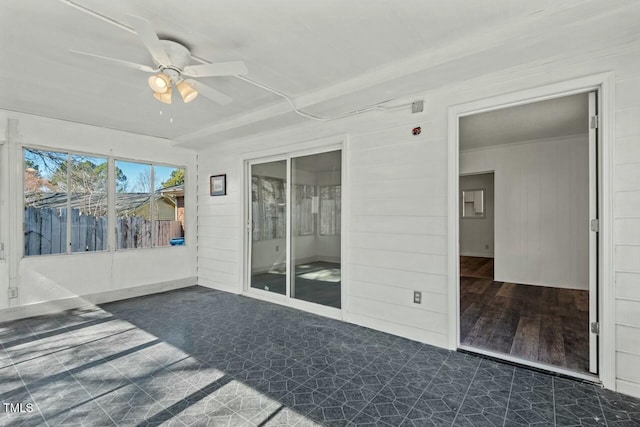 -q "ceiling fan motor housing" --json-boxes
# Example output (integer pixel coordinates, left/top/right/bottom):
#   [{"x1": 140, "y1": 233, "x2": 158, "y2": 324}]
[{"x1": 157, "y1": 40, "x2": 191, "y2": 80}]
